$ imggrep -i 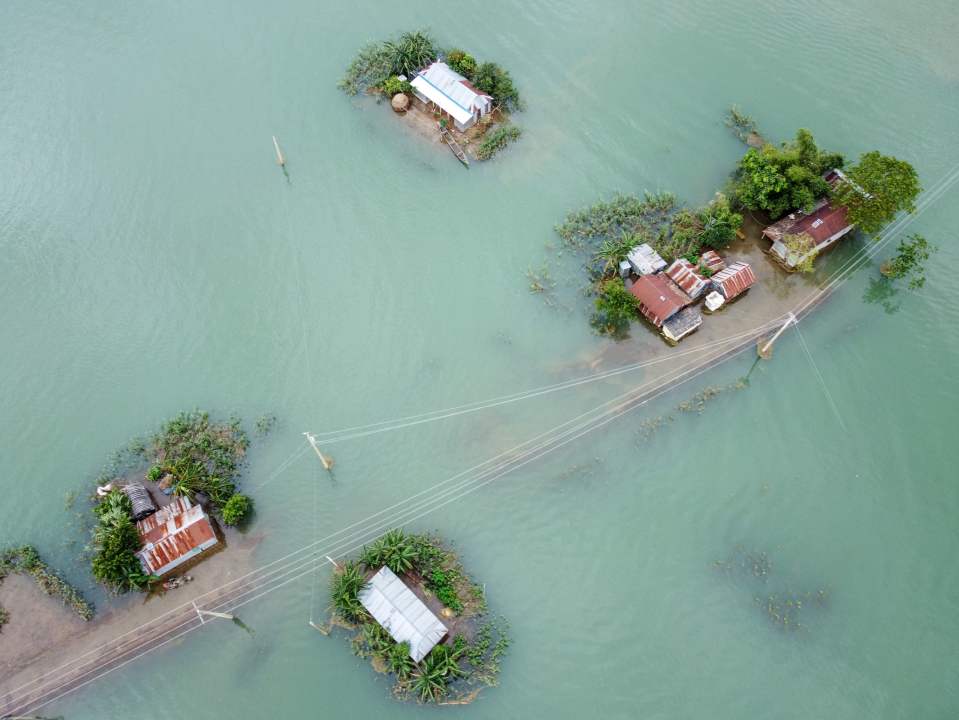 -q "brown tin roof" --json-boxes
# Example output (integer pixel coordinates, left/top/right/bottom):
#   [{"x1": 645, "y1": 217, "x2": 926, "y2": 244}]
[{"x1": 629, "y1": 273, "x2": 692, "y2": 327}]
